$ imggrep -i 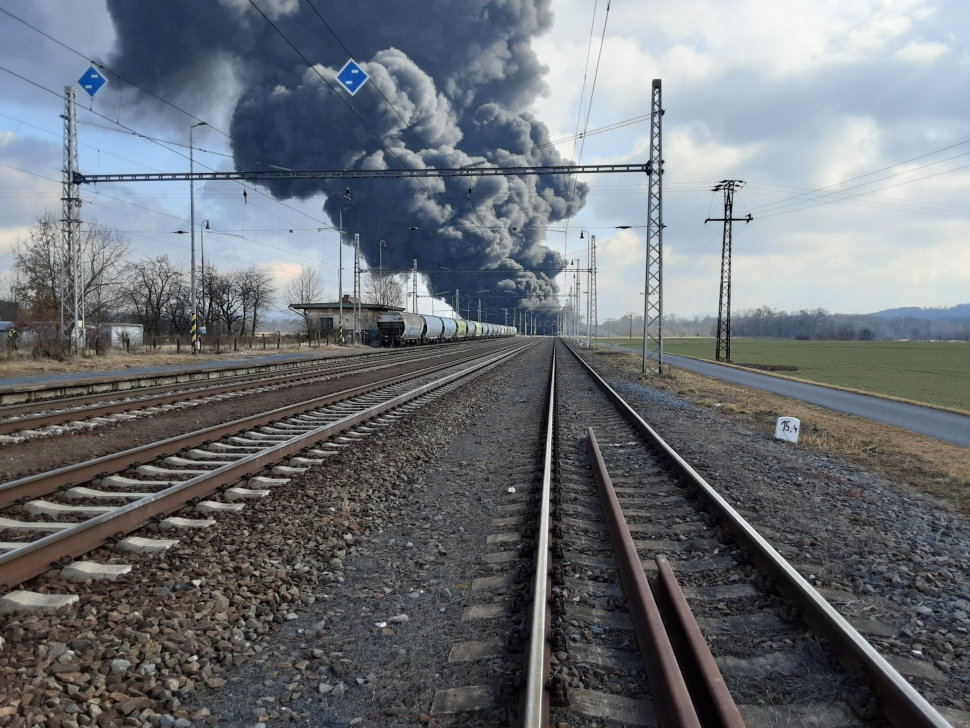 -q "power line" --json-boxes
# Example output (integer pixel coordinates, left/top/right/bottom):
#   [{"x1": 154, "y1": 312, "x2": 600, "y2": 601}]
[
  {"x1": 563, "y1": 0, "x2": 613, "y2": 280},
  {"x1": 246, "y1": 0, "x2": 431, "y2": 192},
  {"x1": 749, "y1": 149, "x2": 970, "y2": 216},
  {"x1": 757, "y1": 160, "x2": 970, "y2": 219},
  {"x1": 0, "y1": 62, "x2": 339, "y2": 235},
  {"x1": 0, "y1": 3, "x2": 285, "y2": 169},
  {"x1": 747, "y1": 137, "x2": 970, "y2": 214}
]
